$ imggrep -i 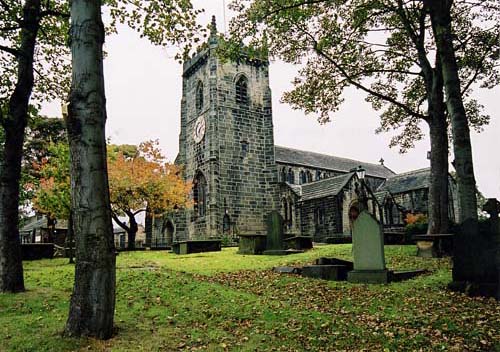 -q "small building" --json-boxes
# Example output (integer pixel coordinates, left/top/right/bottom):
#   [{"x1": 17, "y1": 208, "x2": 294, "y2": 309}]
[{"x1": 20, "y1": 215, "x2": 68, "y2": 246}]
